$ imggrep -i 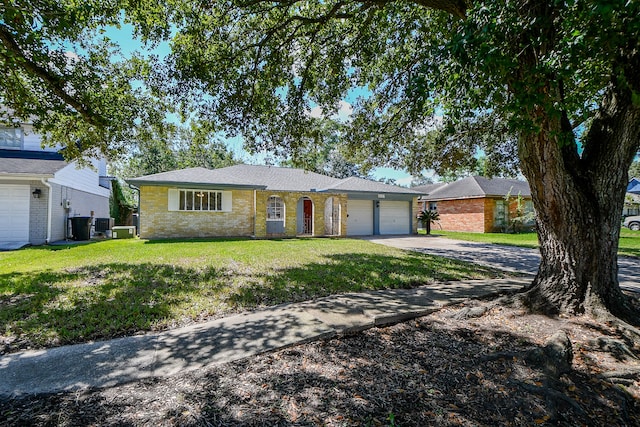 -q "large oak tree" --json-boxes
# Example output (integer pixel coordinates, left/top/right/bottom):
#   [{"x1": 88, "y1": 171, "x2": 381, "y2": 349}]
[{"x1": 2, "y1": 1, "x2": 639, "y2": 323}]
